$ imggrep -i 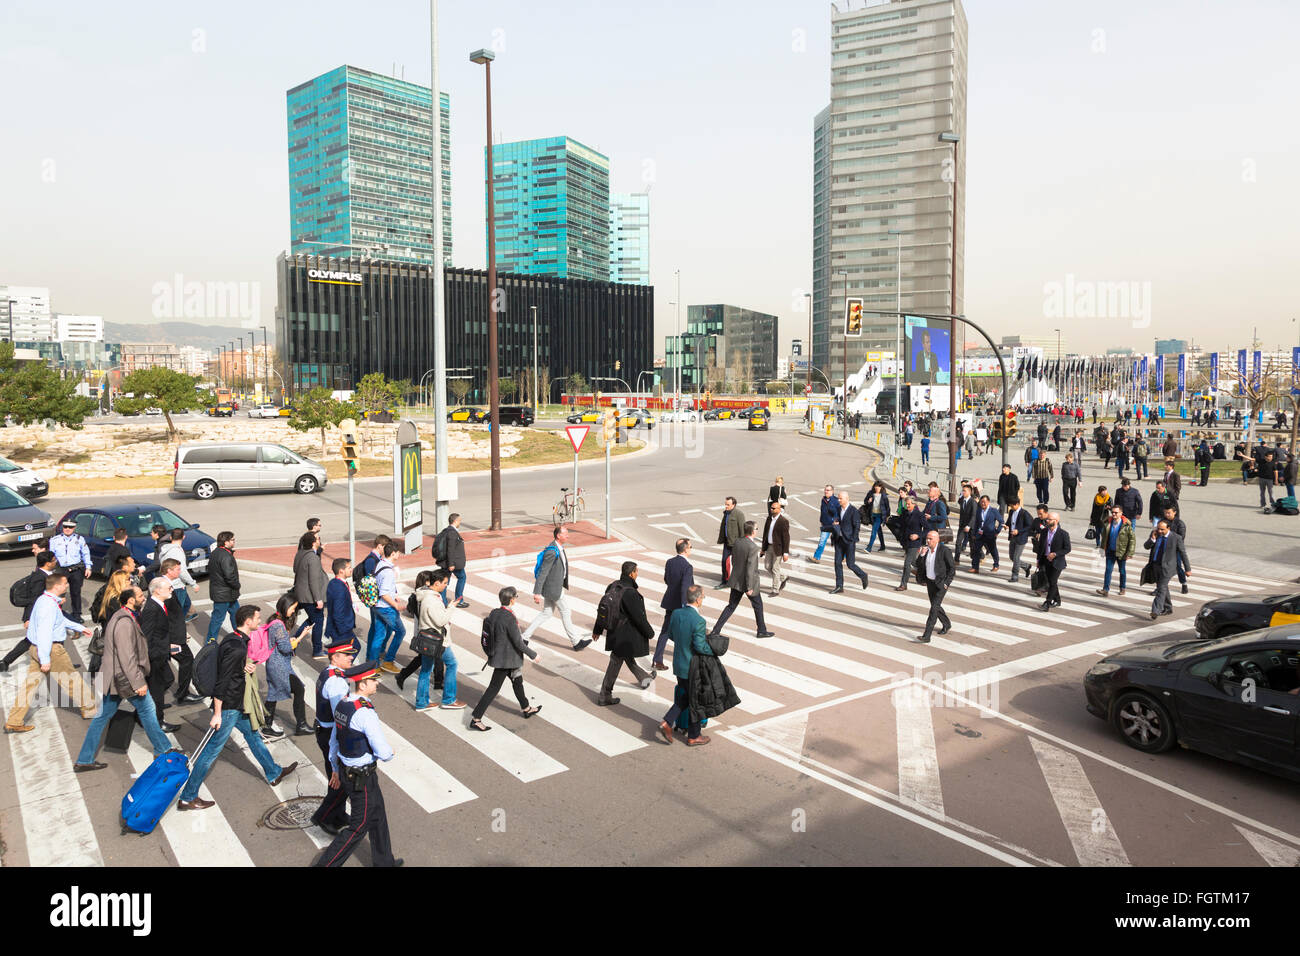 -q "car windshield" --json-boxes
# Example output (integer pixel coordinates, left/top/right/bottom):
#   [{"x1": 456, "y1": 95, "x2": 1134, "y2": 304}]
[
  {"x1": 110, "y1": 508, "x2": 191, "y2": 537},
  {"x1": 0, "y1": 485, "x2": 30, "y2": 509},
  {"x1": 0, "y1": 456, "x2": 21, "y2": 474}
]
